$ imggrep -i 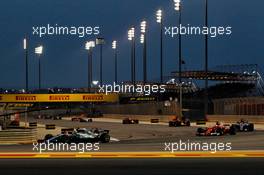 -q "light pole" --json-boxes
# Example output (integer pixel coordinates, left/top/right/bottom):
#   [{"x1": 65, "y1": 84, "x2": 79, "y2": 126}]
[
  {"x1": 96, "y1": 38, "x2": 105, "y2": 86},
  {"x1": 204, "y1": 0, "x2": 209, "y2": 117},
  {"x1": 35, "y1": 45, "x2": 43, "y2": 90},
  {"x1": 85, "y1": 41, "x2": 95, "y2": 93},
  {"x1": 173, "y1": 0, "x2": 183, "y2": 118},
  {"x1": 23, "y1": 38, "x2": 29, "y2": 92},
  {"x1": 156, "y1": 9, "x2": 163, "y2": 83},
  {"x1": 174, "y1": 0, "x2": 182, "y2": 83},
  {"x1": 128, "y1": 27, "x2": 135, "y2": 86},
  {"x1": 112, "y1": 40, "x2": 118, "y2": 83},
  {"x1": 140, "y1": 21, "x2": 147, "y2": 84}
]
